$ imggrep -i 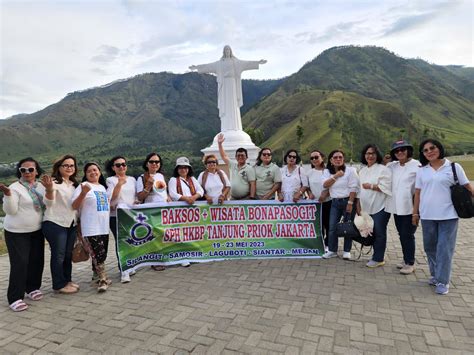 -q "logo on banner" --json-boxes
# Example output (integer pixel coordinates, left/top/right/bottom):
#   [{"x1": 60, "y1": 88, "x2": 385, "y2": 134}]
[{"x1": 126, "y1": 213, "x2": 154, "y2": 246}]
